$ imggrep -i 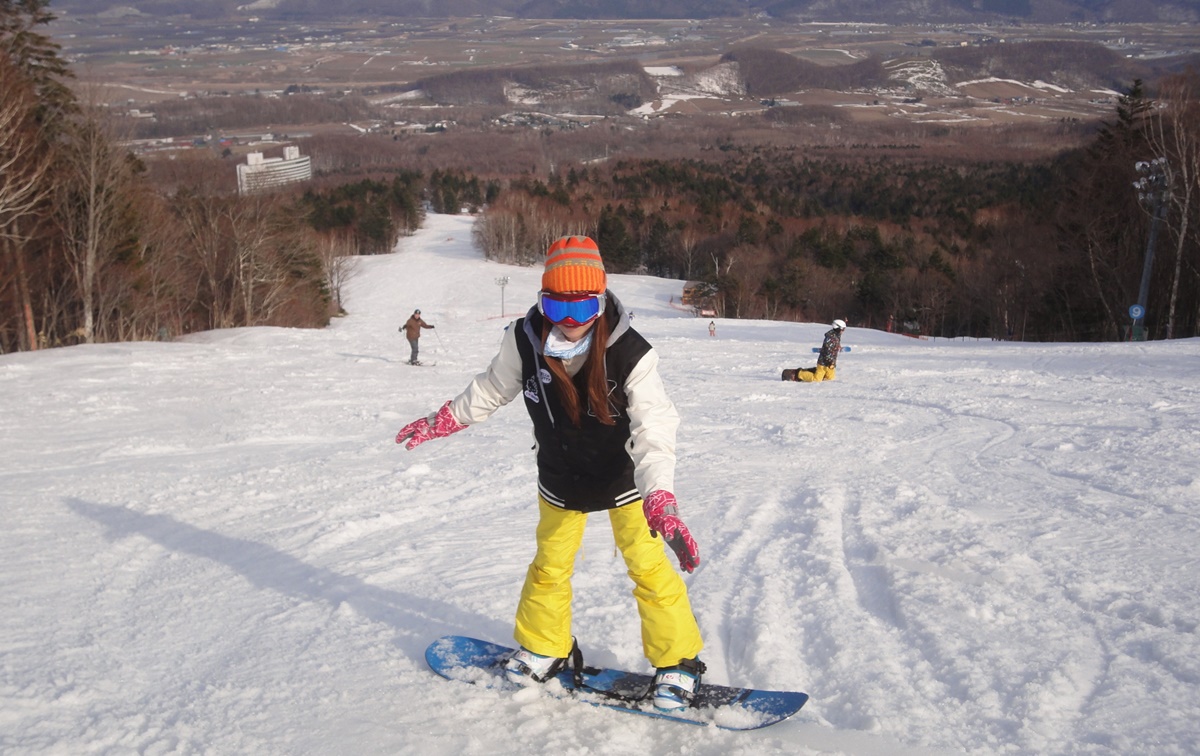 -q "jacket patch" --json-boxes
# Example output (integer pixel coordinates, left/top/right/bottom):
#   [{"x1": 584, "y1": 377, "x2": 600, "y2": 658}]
[{"x1": 524, "y1": 375, "x2": 541, "y2": 403}]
